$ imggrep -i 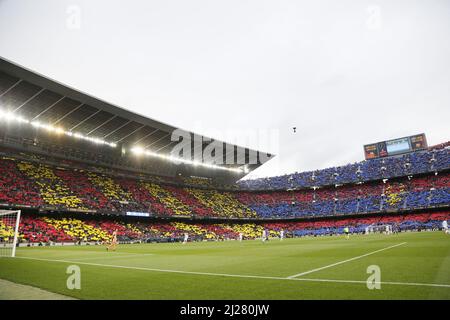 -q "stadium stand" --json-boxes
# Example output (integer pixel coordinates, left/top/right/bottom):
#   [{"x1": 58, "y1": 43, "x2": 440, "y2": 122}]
[
  {"x1": 20, "y1": 215, "x2": 71, "y2": 243},
  {"x1": 187, "y1": 188, "x2": 257, "y2": 218},
  {"x1": 0, "y1": 156, "x2": 42, "y2": 207},
  {"x1": 0, "y1": 147, "x2": 449, "y2": 221},
  {"x1": 141, "y1": 182, "x2": 192, "y2": 216},
  {"x1": 54, "y1": 168, "x2": 115, "y2": 211},
  {"x1": 44, "y1": 217, "x2": 111, "y2": 242},
  {"x1": 0, "y1": 218, "x2": 15, "y2": 243},
  {"x1": 16, "y1": 161, "x2": 84, "y2": 209},
  {"x1": 237, "y1": 147, "x2": 449, "y2": 190}
]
